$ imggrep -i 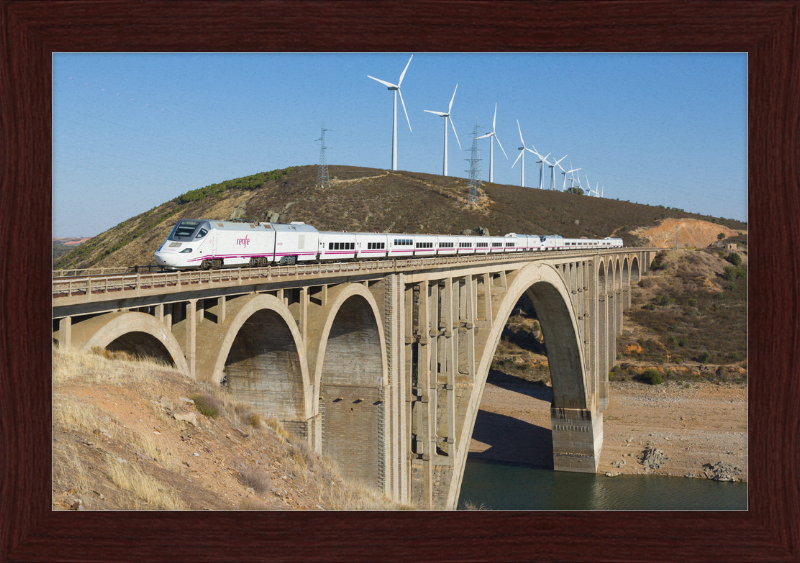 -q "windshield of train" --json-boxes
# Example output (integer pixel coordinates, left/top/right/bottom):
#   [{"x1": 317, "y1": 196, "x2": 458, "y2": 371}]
[{"x1": 170, "y1": 220, "x2": 201, "y2": 240}]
